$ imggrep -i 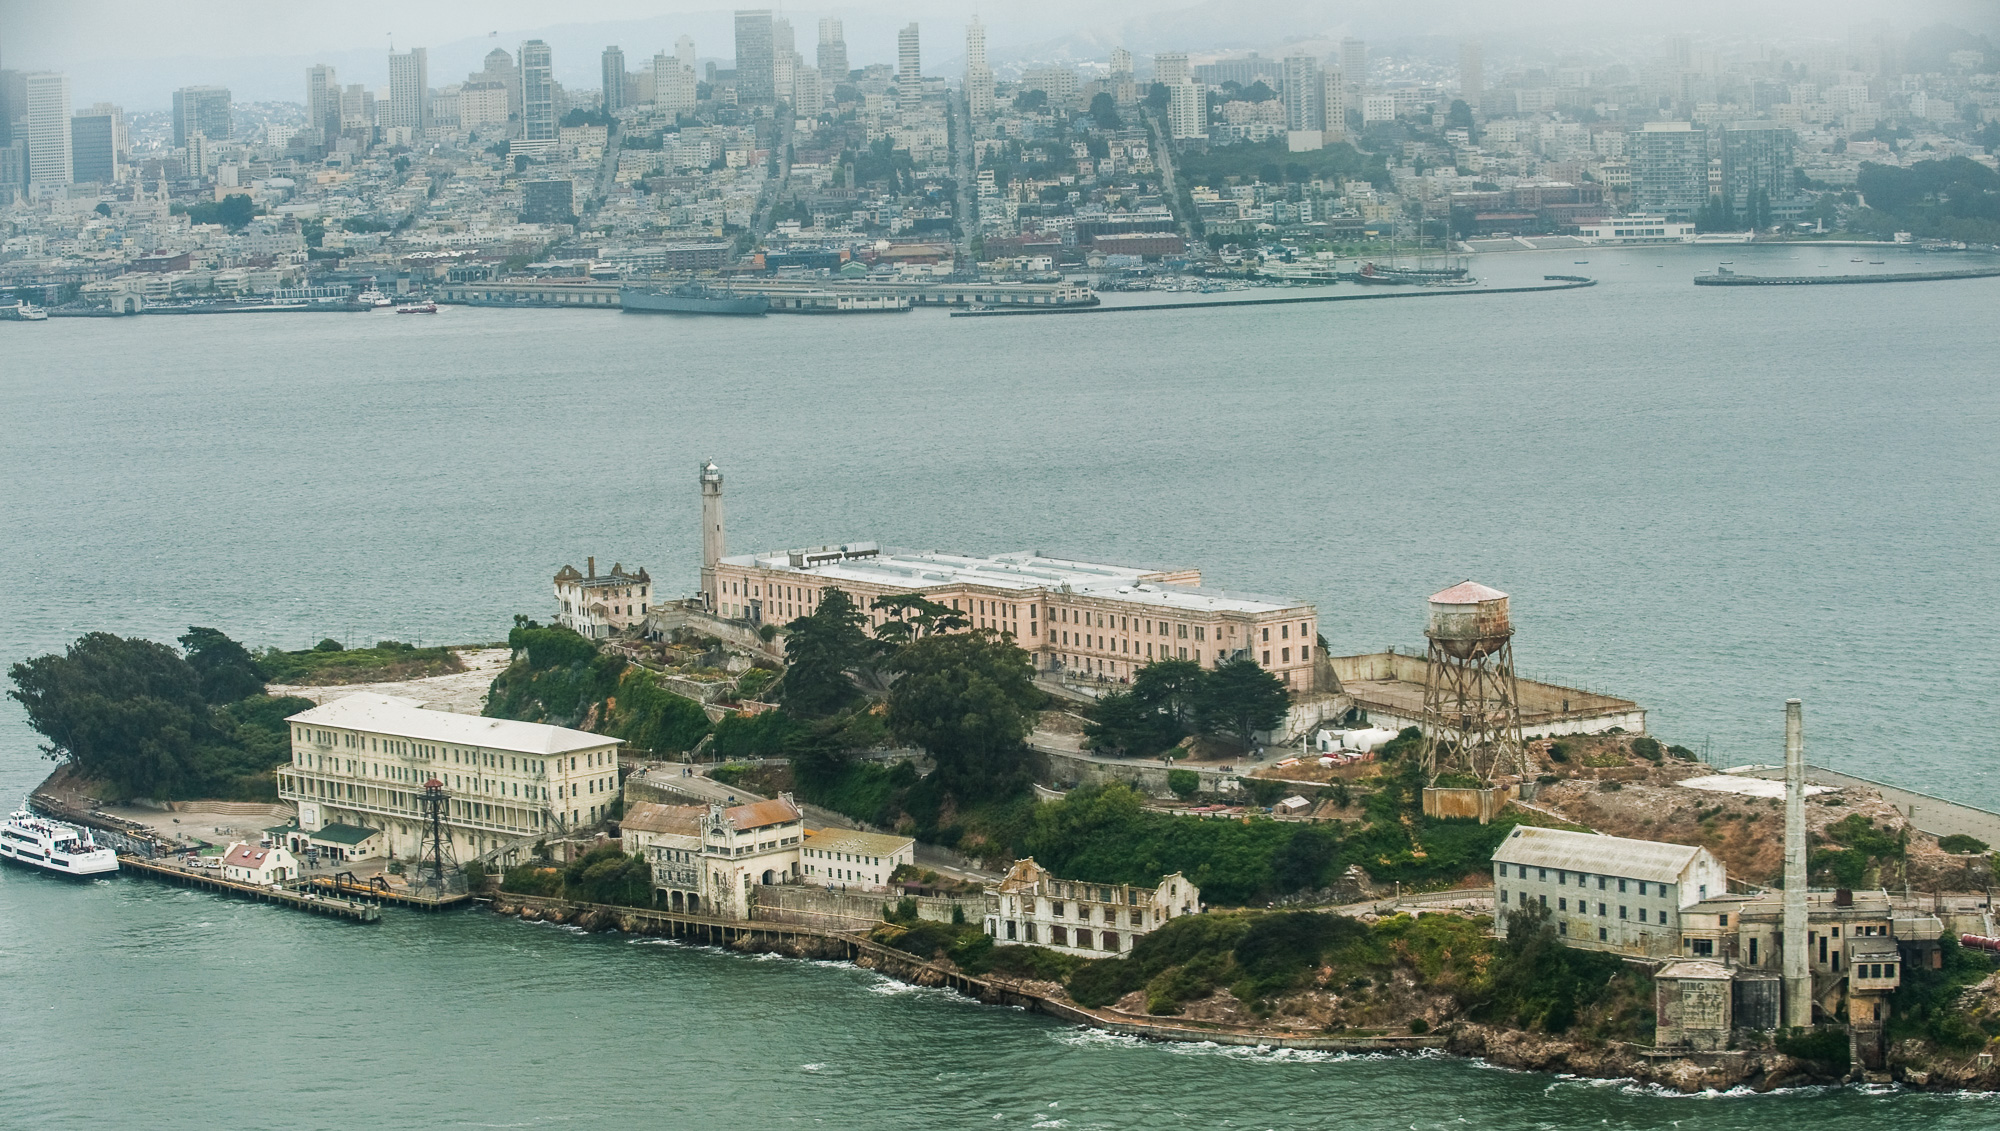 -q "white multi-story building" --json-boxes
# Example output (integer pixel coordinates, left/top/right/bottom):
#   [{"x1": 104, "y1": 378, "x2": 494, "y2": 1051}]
[
  {"x1": 553, "y1": 557, "x2": 652, "y2": 639},
  {"x1": 387, "y1": 47, "x2": 430, "y2": 135},
  {"x1": 965, "y1": 17, "x2": 994, "y2": 116},
  {"x1": 1168, "y1": 82, "x2": 1206, "y2": 140},
  {"x1": 1577, "y1": 214, "x2": 1694, "y2": 243},
  {"x1": 699, "y1": 796, "x2": 806, "y2": 919},
  {"x1": 26, "y1": 72, "x2": 73, "y2": 193},
  {"x1": 1492, "y1": 826, "x2": 1728, "y2": 958},
  {"x1": 984, "y1": 859, "x2": 1201, "y2": 957},
  {"x1": 279, "y1": 693, "x2": 625, "y2": 862},
  {"x1": 897, "y1": 23, "x2": 922, "y2": 111},
  {"x1": 653, "y1": 55, "x2": 698, "y2": 117},
  {"x1": 801, "y1": 828, "x2": 914, "y2": 890}
]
